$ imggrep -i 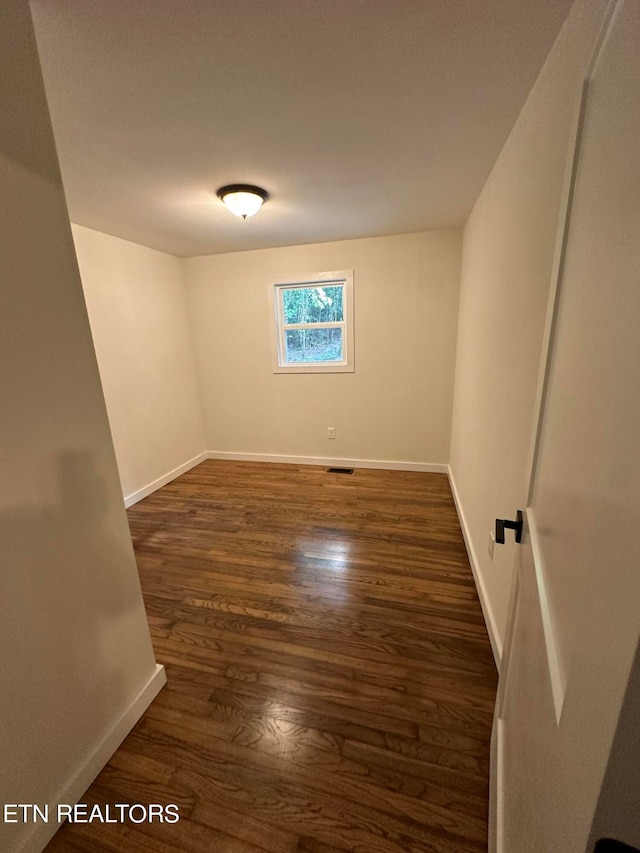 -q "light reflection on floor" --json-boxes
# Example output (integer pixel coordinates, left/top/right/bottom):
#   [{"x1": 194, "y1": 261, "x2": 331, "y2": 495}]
[
  {"x1": 295, "y1": 538, "x2": 354, "y2": 605},
  {"x1": 298, "y1": 539, "x2": 352, "y2": 571}
]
